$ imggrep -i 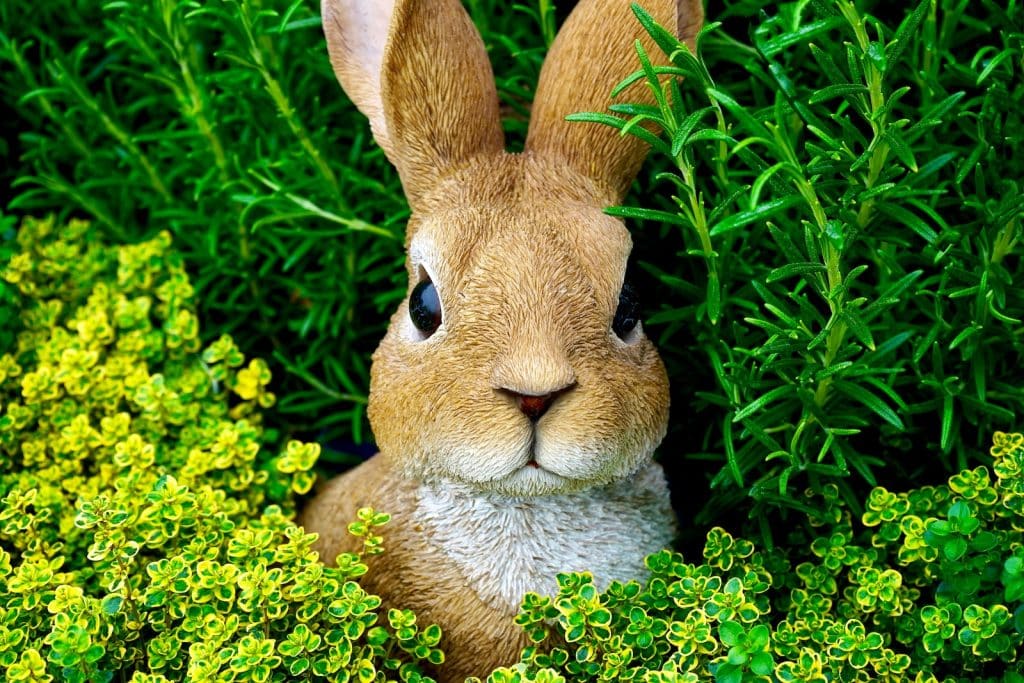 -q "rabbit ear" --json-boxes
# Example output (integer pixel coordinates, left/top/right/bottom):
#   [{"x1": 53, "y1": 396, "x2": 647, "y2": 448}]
[
  {"x1": 525, "y1": 0, "x2": 703, "y2": 202},
  {"x1": 323, "y1": 0, "x2": 505, "y2": 203},
  {"x1": 322, "y1": 0, "x2": 396, "y2": 157}
]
